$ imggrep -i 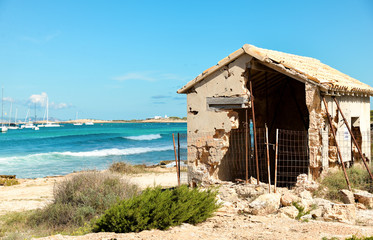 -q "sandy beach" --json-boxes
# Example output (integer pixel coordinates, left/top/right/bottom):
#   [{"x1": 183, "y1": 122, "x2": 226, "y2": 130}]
[{"x1": 0, "y1": 168, "x2": 184, "y2": 216}]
